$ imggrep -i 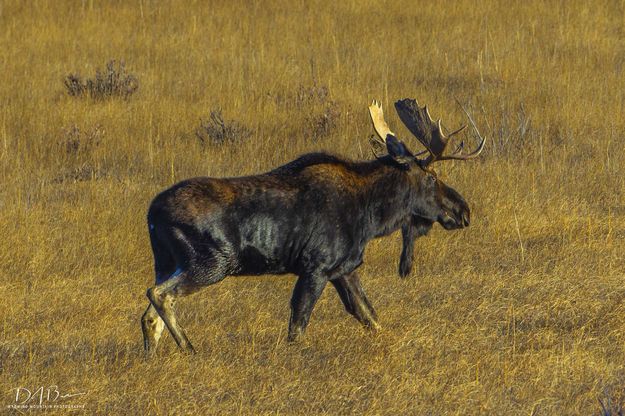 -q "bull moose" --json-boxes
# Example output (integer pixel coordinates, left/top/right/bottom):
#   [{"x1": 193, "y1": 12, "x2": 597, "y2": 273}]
[{"x1": 141, "y1": 98, "x2": 485, "y2": 353}]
